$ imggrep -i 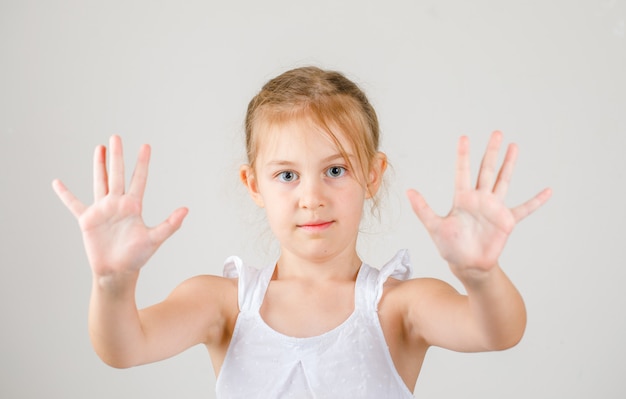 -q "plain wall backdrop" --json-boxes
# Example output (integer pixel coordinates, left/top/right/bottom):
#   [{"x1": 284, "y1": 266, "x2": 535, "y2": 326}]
[{"x1": 1, "y1": 0, "x2": 625, "y2": 397}]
